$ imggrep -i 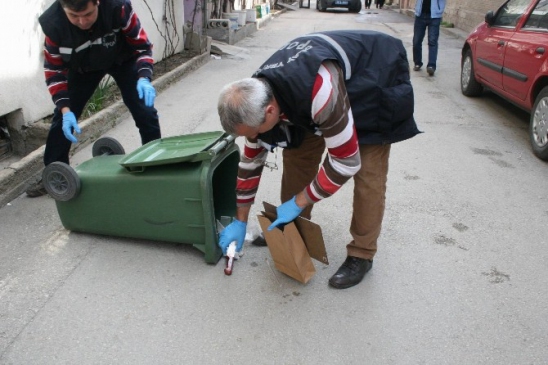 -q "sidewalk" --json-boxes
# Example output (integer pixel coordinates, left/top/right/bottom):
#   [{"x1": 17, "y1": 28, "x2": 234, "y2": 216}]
[
  {"x1": 394, "y1": 5, "x2": 470, "y2": 41},
  {"x1": 440, "y1": 23, "x2": 469, "y2": 41}
]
